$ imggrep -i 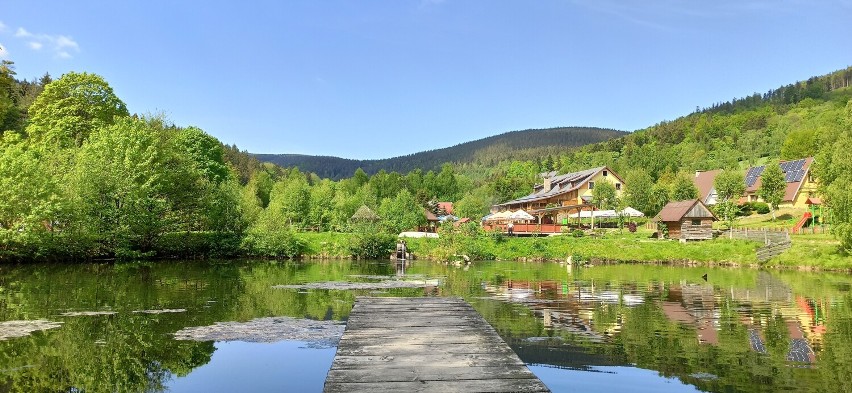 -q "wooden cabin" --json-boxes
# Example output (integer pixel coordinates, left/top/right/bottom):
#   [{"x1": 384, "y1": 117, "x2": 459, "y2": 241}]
[{"x1": 655, "y1": 199, "x2": 717, "y2": 241}]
